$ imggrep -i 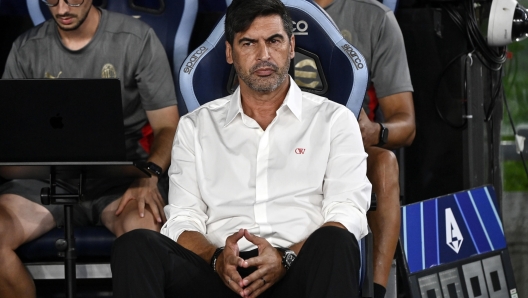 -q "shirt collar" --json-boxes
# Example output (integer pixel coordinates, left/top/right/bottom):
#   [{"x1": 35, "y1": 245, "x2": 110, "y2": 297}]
[
  {"x1": 224, "y1": 87, "x2": 243, "y2": 127},
  {"x1": 284, "y1": 76, "x2": 303, "y2": 121},
  {"x1": 224, "y1": 76, "x2": 303, "y2": 127}
]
